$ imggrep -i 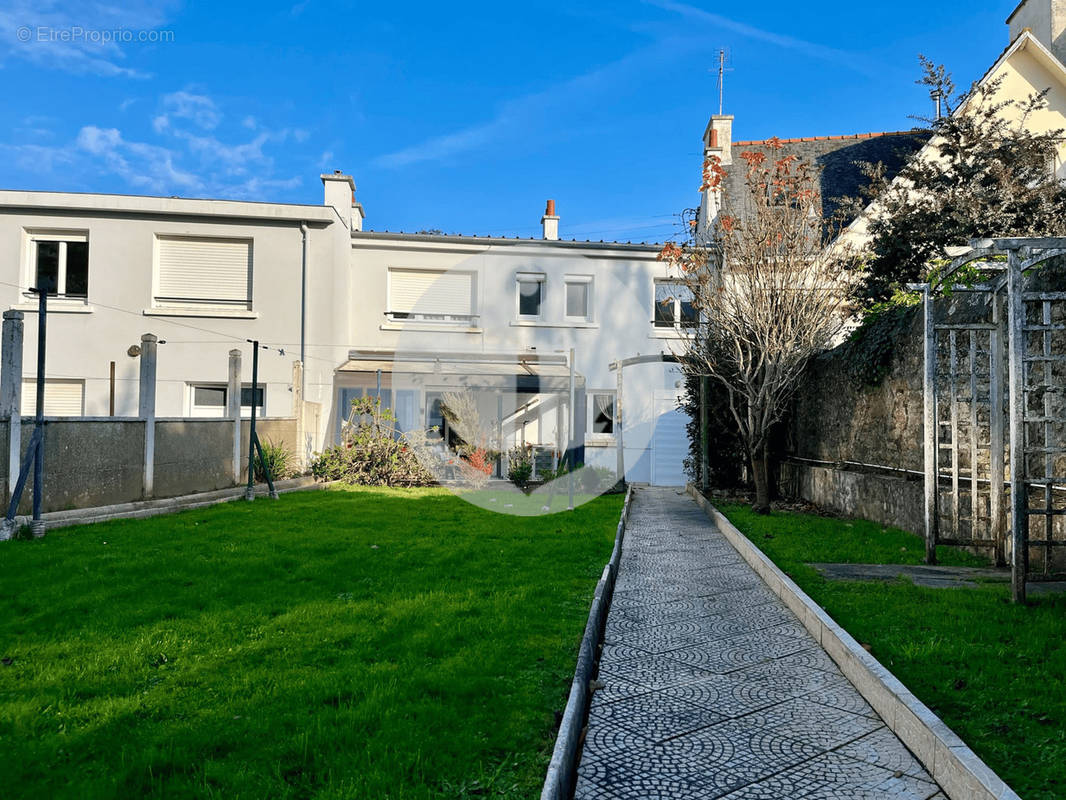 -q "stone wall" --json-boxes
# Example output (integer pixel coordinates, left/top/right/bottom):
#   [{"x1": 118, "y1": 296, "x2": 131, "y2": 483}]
[
  {"x1": 791, "y1": 308, "x2": 925, "y2": 473},
  {"x1": 780, "y1": 461, "x2": 924, "y2": 535}
]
